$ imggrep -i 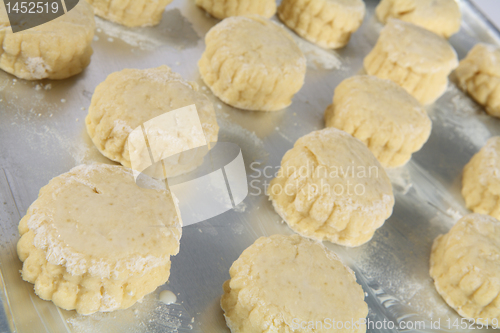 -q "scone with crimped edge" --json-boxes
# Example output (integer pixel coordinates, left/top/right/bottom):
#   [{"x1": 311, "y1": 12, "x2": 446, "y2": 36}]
[
  {"x1": 325, "y1": 75, "x2": 432, "y2": 168},
  {"x1": 0, "y1": 0, "x2": 94, "y2": 80},
  {"x1": 86, "y1": 65, "x2": 219, "y2": 177},
  {"x1": 455, "y1": 44, "x2": 500, "y2": 118},
  {"x1": 376, "y1": 0, "x2": 461, "y2": 38},
  {"x1": 267, "y1": 128, "x2": 394, "y2": 247},
  {"x1": 278, "y1": 0, "x2": 365, "y2": 49},
  {"x1": 17, "y1": 164, "x2": 182, "y2": 314},
  {"x1": 198, "y1": 15, "x2": 306, "y2": 111},
  {"x1": 430, "y1": 213, "x2": 500, "y2": 325},
  {"x1": 462, "y1": 137, "x2": 500, "y2": 219},
  {"x1": 364, "y1": 19, "x2": 458, "y2": 105},
  {"x1": 221, "y1": 234, "x2": 368, "y2": 333},
  {"x1": 195, "y1": 0, "x2": 276, "y2": 19},
  {"x1": 85, "y1": 0, "x2": 173, "y2": 27}
]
